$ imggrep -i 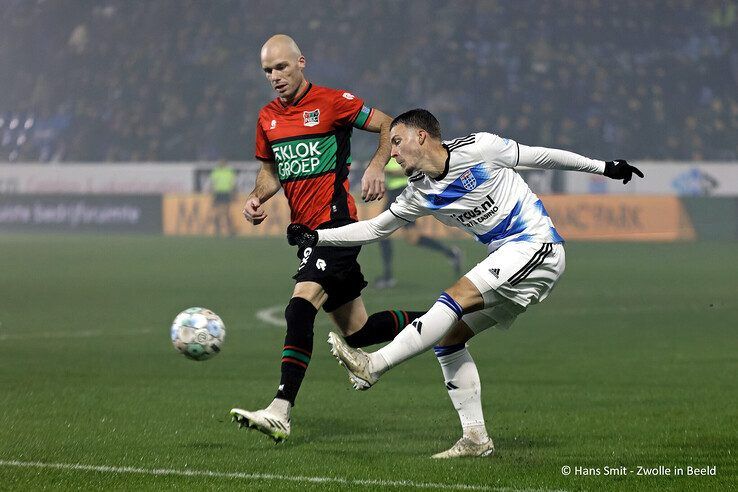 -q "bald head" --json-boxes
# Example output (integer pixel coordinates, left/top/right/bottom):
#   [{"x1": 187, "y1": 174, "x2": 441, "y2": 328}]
[
  {"x1": 260, "y1": 34, "x2": 307, "y2": 103},
  {"x1": 261, "y1": 34, "x2": 302, "y2": 60}
]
